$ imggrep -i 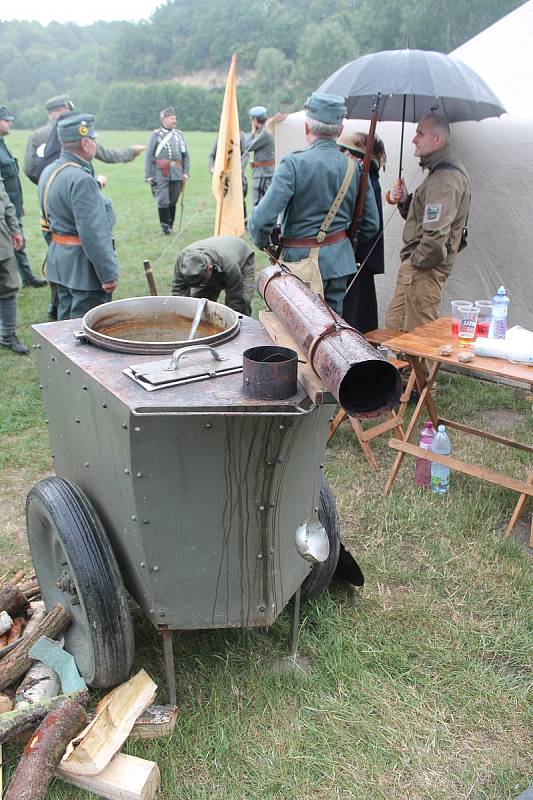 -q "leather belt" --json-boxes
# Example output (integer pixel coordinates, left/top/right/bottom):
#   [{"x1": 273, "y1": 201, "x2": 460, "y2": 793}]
[
  {"x1": 281, "y1": 229, "x2": 348, "y2": 248},
  {"x1": 251, "y1": 160, "x2": 275, "y2": 168},
  {"x1": 52, "y1": 233, "x2": 81, "y2": 246}
]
